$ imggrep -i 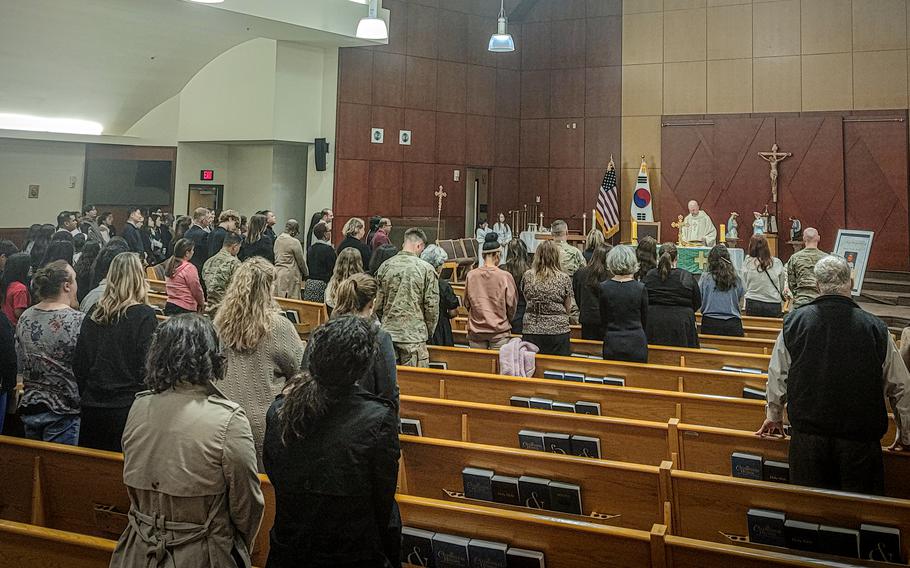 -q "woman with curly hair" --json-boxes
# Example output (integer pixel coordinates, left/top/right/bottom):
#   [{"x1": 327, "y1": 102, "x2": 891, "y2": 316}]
[
  {"x1": 110, "y1": 314, "x2": 264, "y2": 568},
  {"x1": 214, "y1": 257, "x2": 304, "y2": 470},
  {"x1": 699, "y1": 244, "x2": 745, "y2": 336}
]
